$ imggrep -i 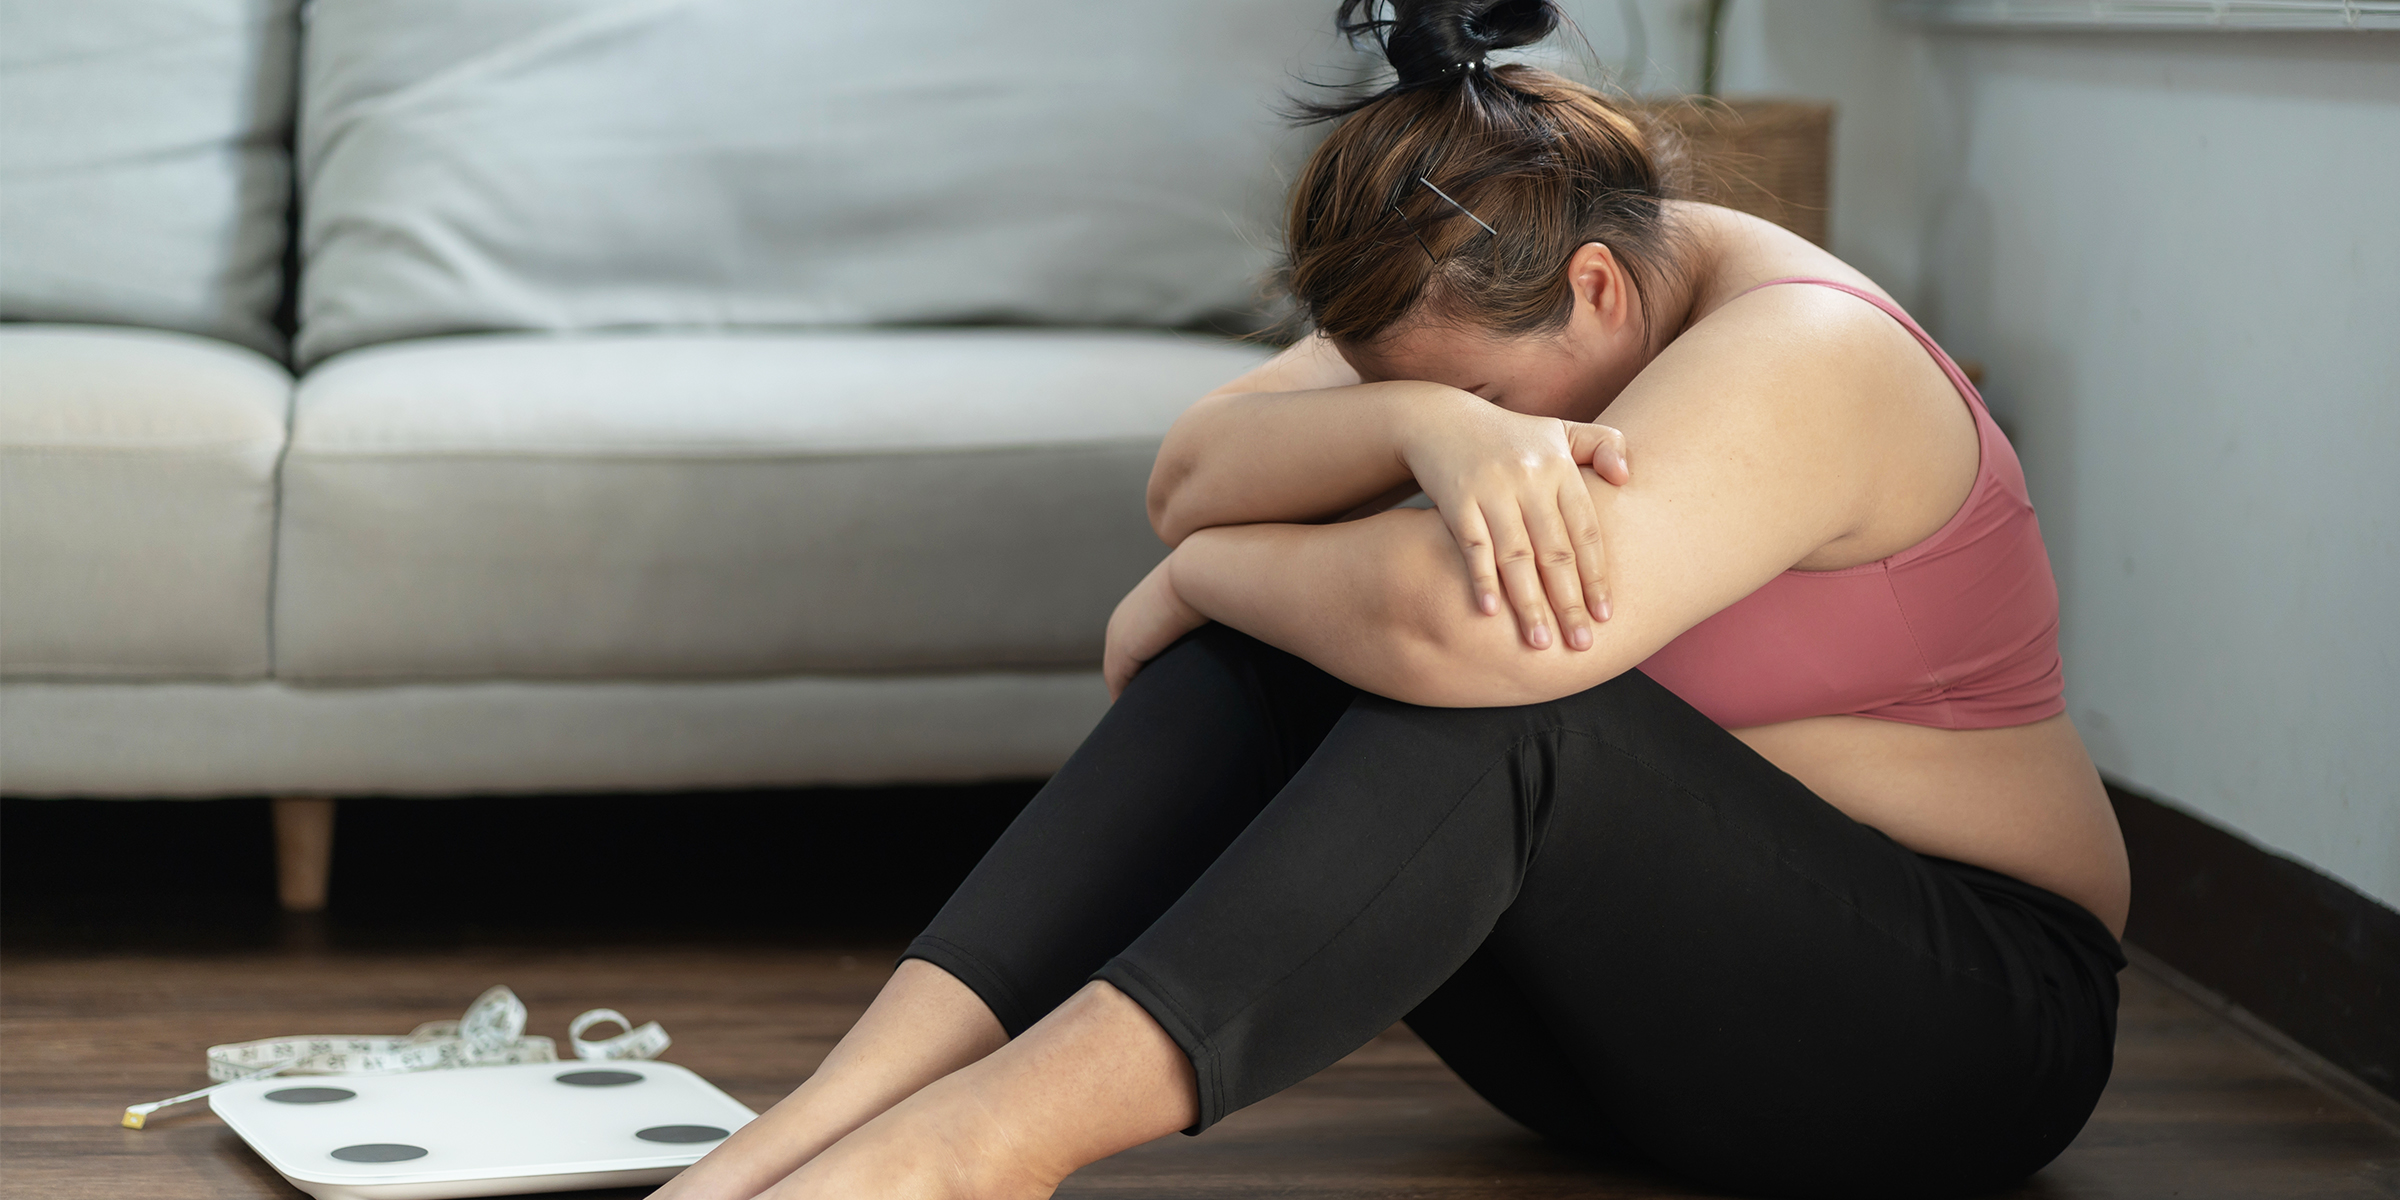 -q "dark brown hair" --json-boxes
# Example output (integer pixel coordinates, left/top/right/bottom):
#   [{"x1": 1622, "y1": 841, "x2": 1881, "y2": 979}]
[{"x1": 1284, "y1": 0, "x2": 1687, "y2": 347}]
